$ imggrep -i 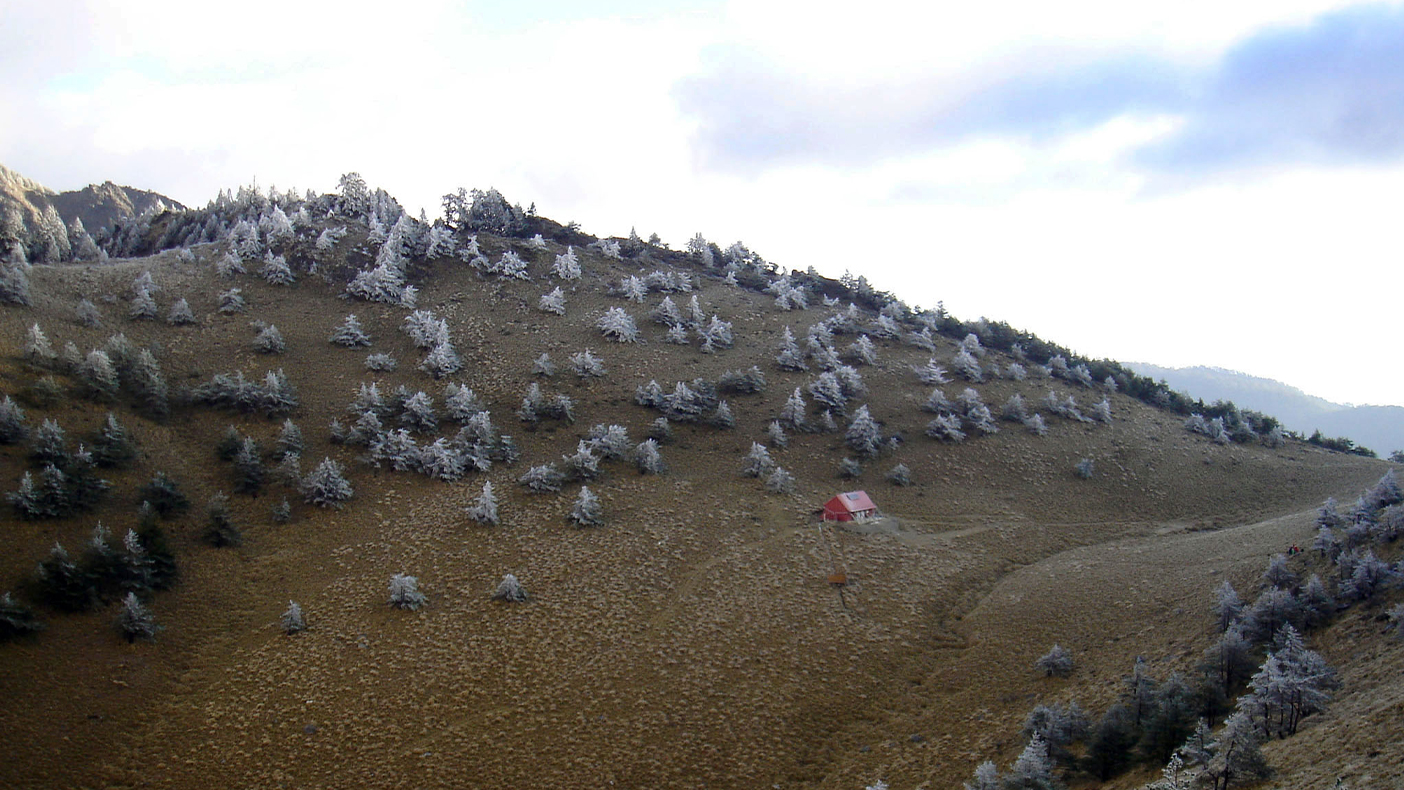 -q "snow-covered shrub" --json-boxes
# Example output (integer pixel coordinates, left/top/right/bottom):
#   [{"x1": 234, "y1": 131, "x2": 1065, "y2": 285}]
[
  {"x1": 519, "y1": 464, "x2": 564, "y2": 493},
  {"x1": 388, "y1": 573, "x2": 426, "y2": 610}
]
